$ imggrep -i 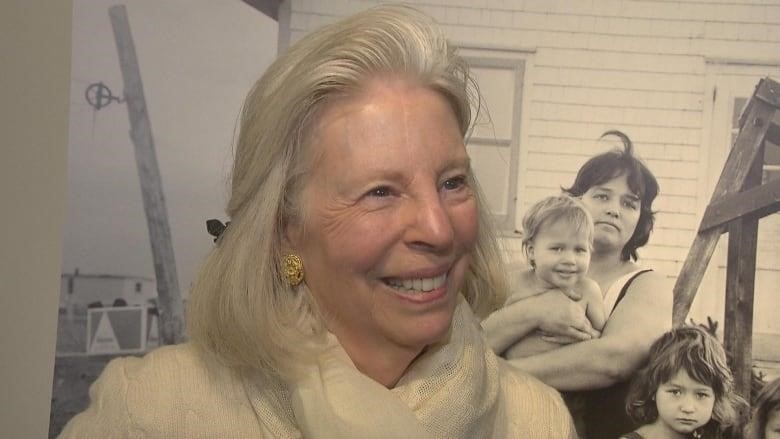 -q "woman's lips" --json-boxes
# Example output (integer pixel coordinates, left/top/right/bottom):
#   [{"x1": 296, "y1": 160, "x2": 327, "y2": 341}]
[
  {"x1": 384, "y1": 273, "x2": 447, "y2": 293},
  {"x1": 595, "y1": 221, "x2": 619, "y2": 231},
  {"x1": 383, "y1": 272, "x2": 450, "y2": 304}
]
